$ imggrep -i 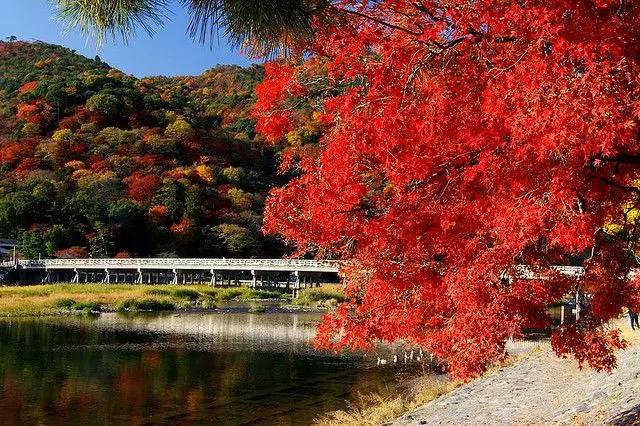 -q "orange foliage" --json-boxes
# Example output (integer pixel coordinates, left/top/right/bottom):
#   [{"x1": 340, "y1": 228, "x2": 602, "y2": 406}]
[
  {"x1": 17, "y1": 81, "x2": 38, "y2": 94},
  {"x1": 170, "y1": 217, "x2": 193, "y2": 234},
  {"x1": 16, "y1": 98, "x2": 53, "y2": 125},
  {"x1": 148, "y1": 205, "x2": 168, "y2": 223}
]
